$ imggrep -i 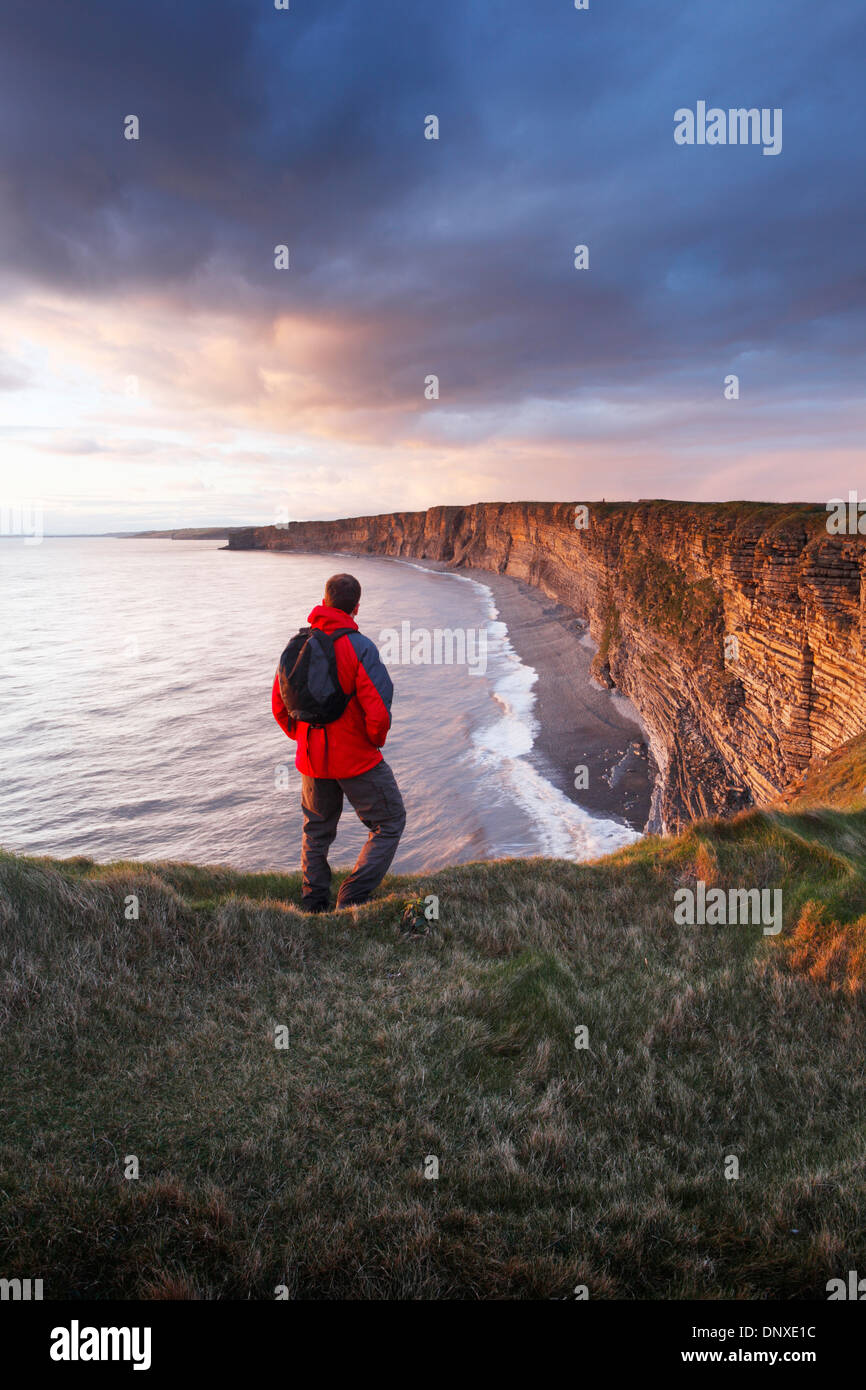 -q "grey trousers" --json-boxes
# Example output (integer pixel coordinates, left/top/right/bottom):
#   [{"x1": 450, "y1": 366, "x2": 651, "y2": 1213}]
[{"x1": 301, "y1": 759, "x2": 406, "y2": 908}]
